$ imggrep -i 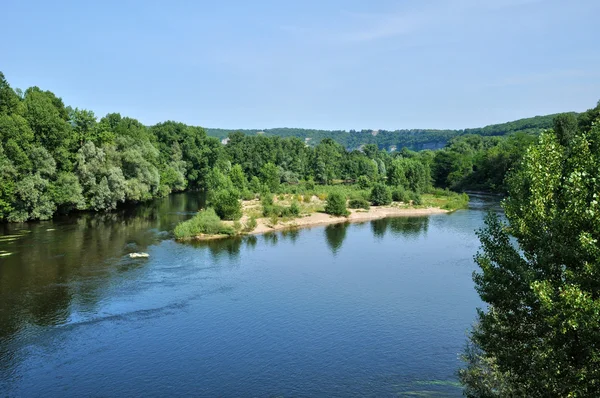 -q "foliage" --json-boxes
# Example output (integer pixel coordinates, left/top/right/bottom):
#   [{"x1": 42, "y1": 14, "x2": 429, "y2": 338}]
[
  {"x1": 356, "y1": 175, "x2": 371, "y2": 190},
  {"x1": 348, "y1": 198, "x2": 370, "y2": 210},
  {"x1": 370, "y1": 183, "x2": 392, "y2": 206},
  {"x1": 324, "y1": 192, "x2": 349, "y2": 216},
  {"x1": 174, "y1": 208, "x2": 235, "y2": 239},
  {"x1": 260, "y1": 162, "x2": 280, "y2": 192},
  {"x1": 462, "y1": 115, "x2": 600, "y2": 396},
  {"x1": 210, "y1": 189, "x2": 242, "y2": 220},
  {"x1": 392, "y1": 187, "x2": 411, "y2": 203},
  {"x1": 0, "y1": 70, "x2": 591, "y2": 223}
]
